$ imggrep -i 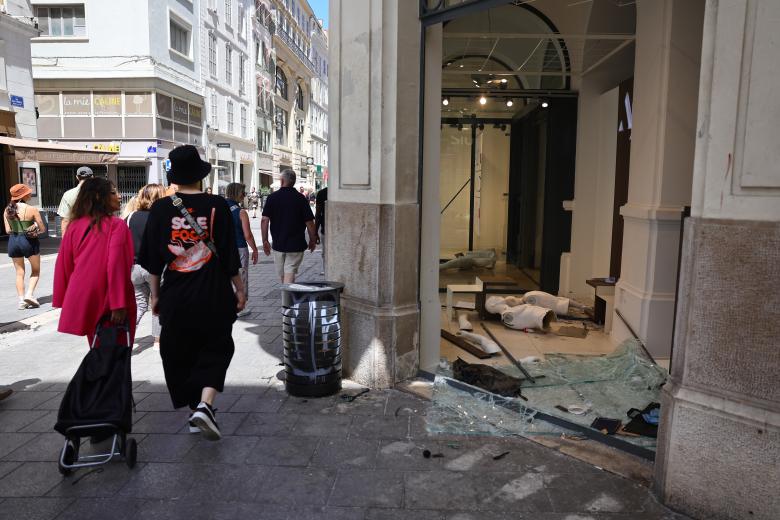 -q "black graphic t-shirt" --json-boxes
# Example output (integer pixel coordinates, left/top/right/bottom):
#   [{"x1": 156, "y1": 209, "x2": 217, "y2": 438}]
[{"x1": 138, "y1": 193, "x2": 241, "y2": 327}]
